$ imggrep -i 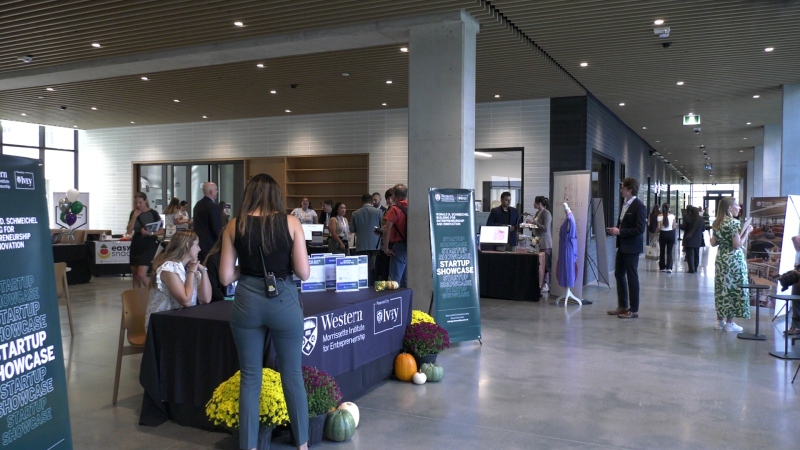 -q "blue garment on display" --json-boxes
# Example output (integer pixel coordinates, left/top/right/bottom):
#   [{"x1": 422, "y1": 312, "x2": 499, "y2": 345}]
[{"x1": 557, "y1": 211, "x2": 578, "y2": 288}]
